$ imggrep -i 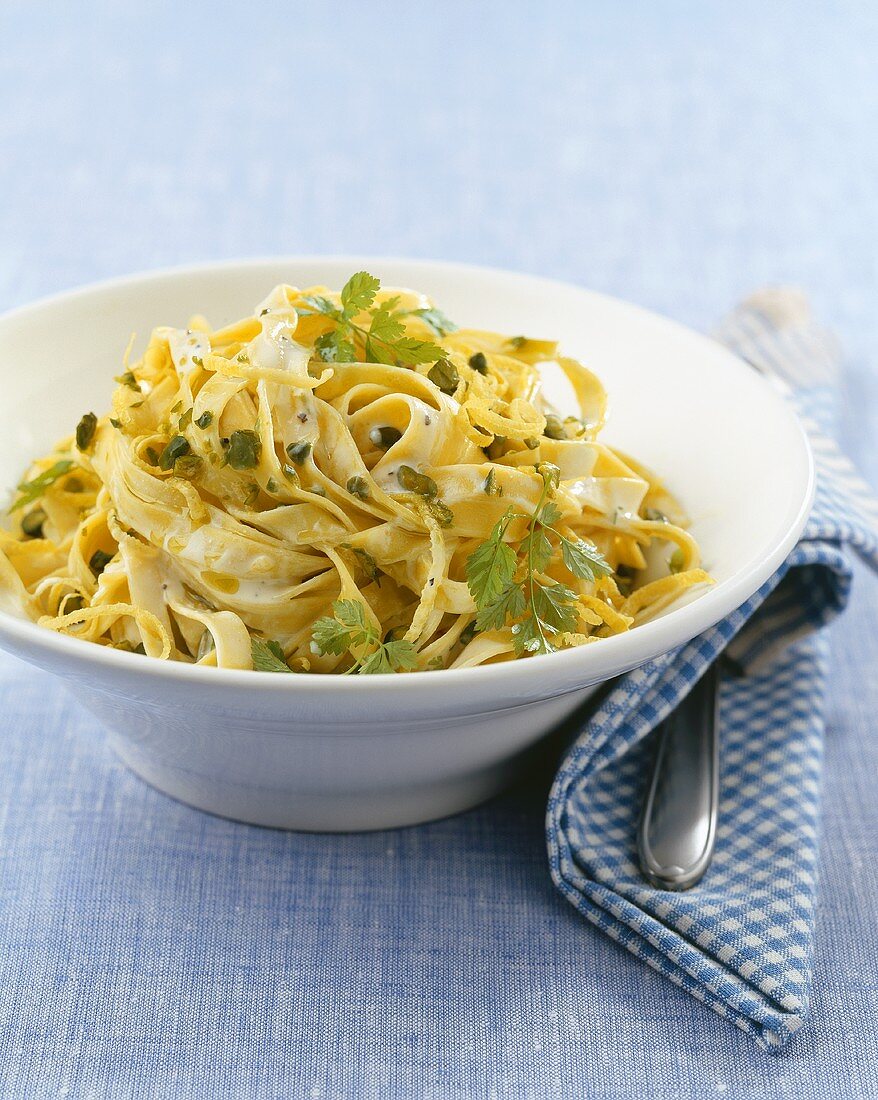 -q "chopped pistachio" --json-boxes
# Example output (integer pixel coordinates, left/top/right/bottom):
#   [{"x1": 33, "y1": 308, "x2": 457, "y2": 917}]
[
  {"x1": 483, "y1": 468, "x2": 503, "y2": 497},
  {"x1": 286, "y1": 440, "x2": 312, "y2": 465},
  {"x1": 174, "y1": 454, "x2": 203, "y2": 479},
  {"x1": 397, "y1": 465, "x2": 438, "y2": 499},
  {"x1": 349, "y1": 546, "x2": 382, "y2": 586},
  {"x1": 468, "y1": 351, "x2": 488, "y2": 375},
  {"x1": 75, "y1": 412, "x2": 98, "y2": 452},
  {"x1": 158, "y1": 435, "x2": 191, "y2": 470},
  {"x1": 21, "y1": 508, "x2": 46, "y2": 539},
  {"x1": 178, "y1": 408, "x2": 193, "y2": 431},
  {"x1": 226, "y1": 429, "x2": 262, "y2": 470},
  {"x1": 115, "y1": 370, "x2": 140, "y2": 391},
  {"x1": 195, "y1": 411, "x2": 213, "y2": 430},
  {"x1": 524, "y1": 437, "x2": 541, "y2": 450},
  {"x1": 543, "y1": 414, "x2": 566, "y2": 440},
  {"x1": 347, "y1": 476, "x2": 370, "y2": 501},
  {"x1": 89, "y1": 549, "x2": 113, "y2": 576},
  {"x1": 368, "y1": 426, "x2": 402, "y2": 450},
  {"x1": 427, "y1": 500, "x2": 454, "y2": 528},
  {"x1": 427, "y1": 357, "x2": 459, "y2": 394}
]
